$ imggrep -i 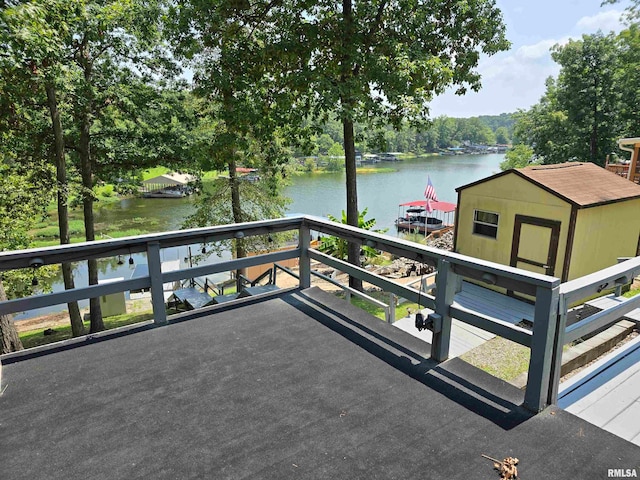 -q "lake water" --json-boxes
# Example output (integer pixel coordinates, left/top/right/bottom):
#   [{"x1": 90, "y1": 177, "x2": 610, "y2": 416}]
[
  {"x1": 18, "y1": 153, "x2": 504, "y2": 319},
  {"x1": 286, "y1": 153, "x2": 504, "y2": 231}
]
